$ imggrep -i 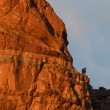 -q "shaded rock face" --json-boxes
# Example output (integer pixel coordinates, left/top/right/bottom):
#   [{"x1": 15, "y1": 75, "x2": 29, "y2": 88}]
[
  {"x1": 0, "y1": 0, "x2": 92, "y2": 110},
  {"x1": 89, "y1": 87, "x2": 110, "y2": 110}
]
